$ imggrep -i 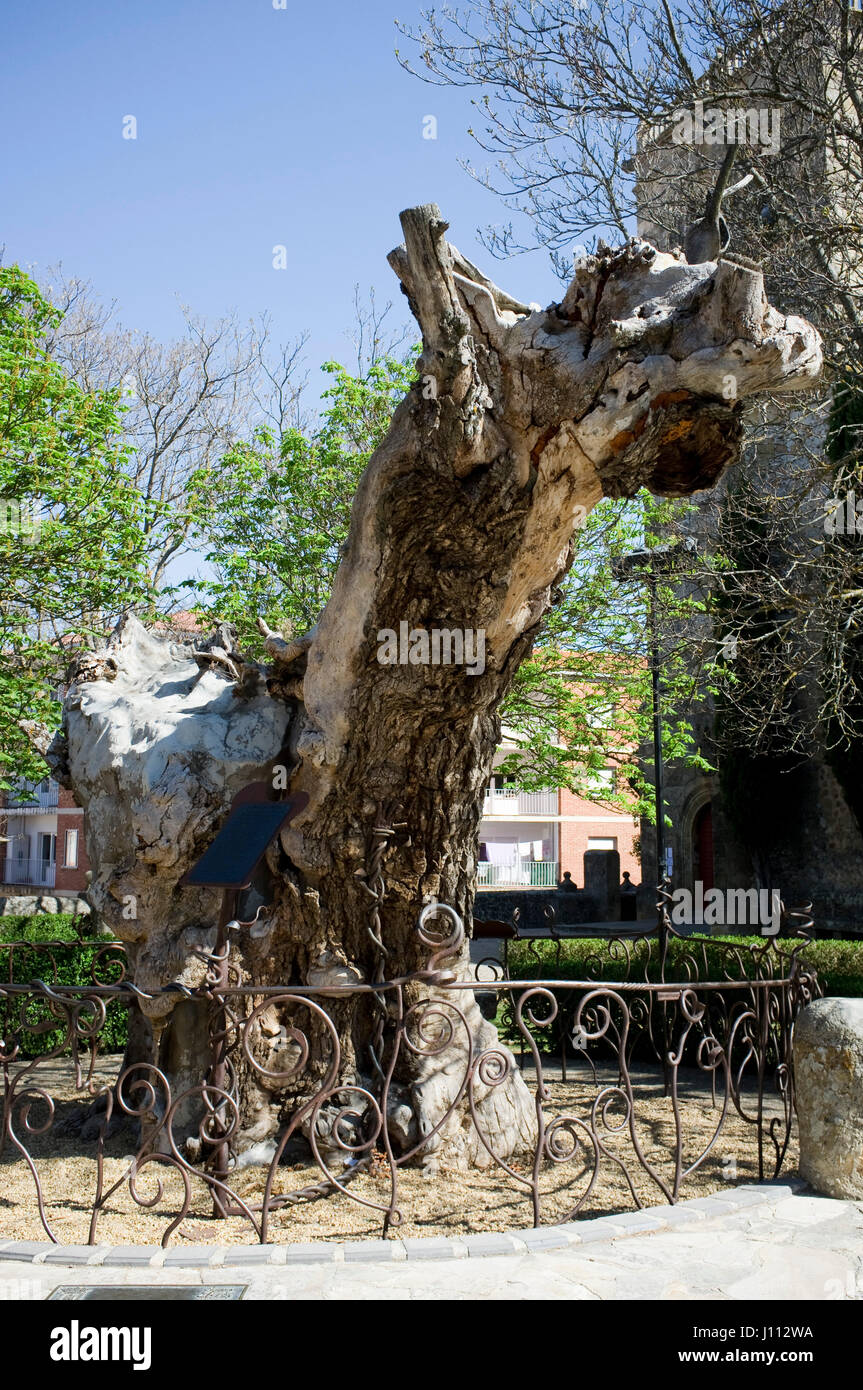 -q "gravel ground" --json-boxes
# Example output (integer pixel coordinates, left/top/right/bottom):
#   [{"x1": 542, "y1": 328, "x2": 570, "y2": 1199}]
[{"x1": 0, "y1": 1054, "x2": 796, "y2": 1245}]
